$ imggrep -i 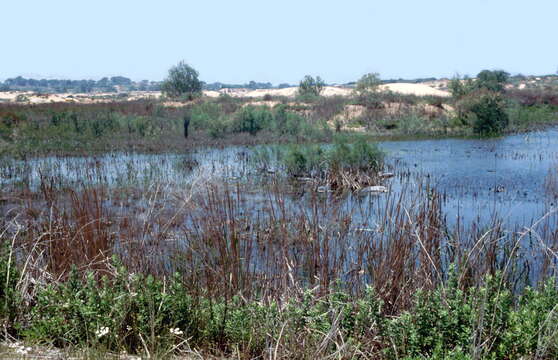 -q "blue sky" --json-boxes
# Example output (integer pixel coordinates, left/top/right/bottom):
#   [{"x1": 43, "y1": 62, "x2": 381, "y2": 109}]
[{"x1": 2, "y1": 0, "x2": 557, "y2": 83}]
